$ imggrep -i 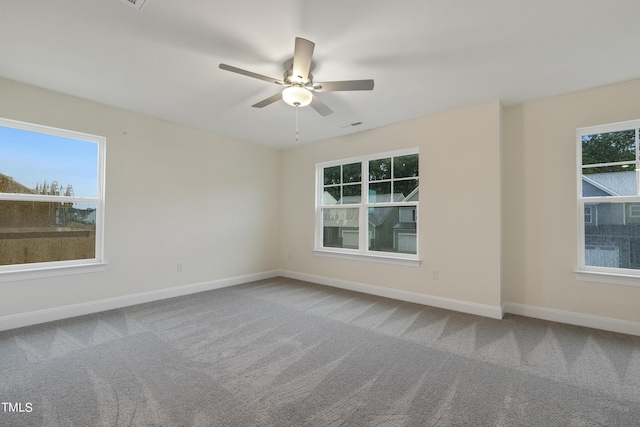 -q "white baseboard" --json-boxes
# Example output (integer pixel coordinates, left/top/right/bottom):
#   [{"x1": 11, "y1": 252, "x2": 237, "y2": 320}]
[
  {"x1": 279, "y1": 270, "x2": 640, "y2": 336},
  {"x1": 279, "y1": 269, "x2": 504, "y2": 320},
  {"x1": 503, "y1": 302, "x2": 640, "y2": 337},
  {"x1": 4, "y1": 270, "x2": 638, "y2": 337},
  {"x1": 0, "y1": 270, "x2": 279, "y2": 332}
]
